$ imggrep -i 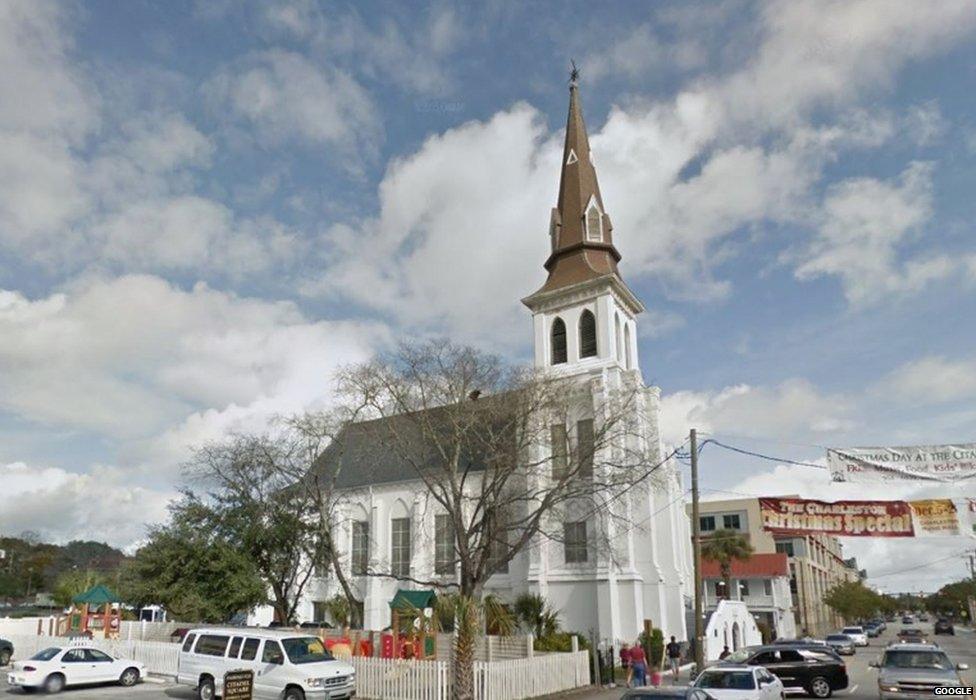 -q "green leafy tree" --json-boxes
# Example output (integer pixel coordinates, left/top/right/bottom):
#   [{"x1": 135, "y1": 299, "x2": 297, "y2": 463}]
[
  {"x1": 184, "y1": 433, "x2": 325, "y2": 624},
  {"x1": 701, "y1": 529, "x2": 754, "y2": 599},
  {"x1": 53, "y1": 569, "x2": 105, "y2": 607},
  {"x1": 823, "y1": 581, "x2": 882, "y2": 622},
  {"x1": 119, "y1": 499, "x2": 266, "y2": 623}
]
